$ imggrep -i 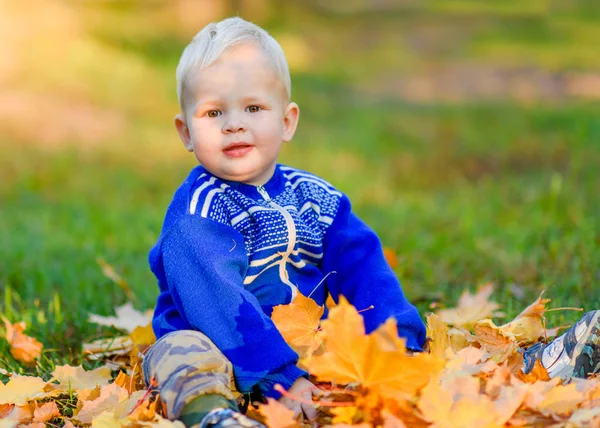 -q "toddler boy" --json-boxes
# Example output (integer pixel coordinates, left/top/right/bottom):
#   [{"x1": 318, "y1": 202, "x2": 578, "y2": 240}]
[
  {"x1": 145, "y1": 16, "x2": 600, "y2": 428},
  {"x1": 145, "y1": 16, "x2": 425, "y2": 428}
]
